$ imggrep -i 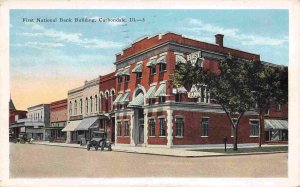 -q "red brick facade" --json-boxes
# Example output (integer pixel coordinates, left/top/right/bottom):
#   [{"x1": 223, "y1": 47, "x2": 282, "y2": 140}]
[{"x1": 50, "y1": 99, "x2": 67, "y2": 123}]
